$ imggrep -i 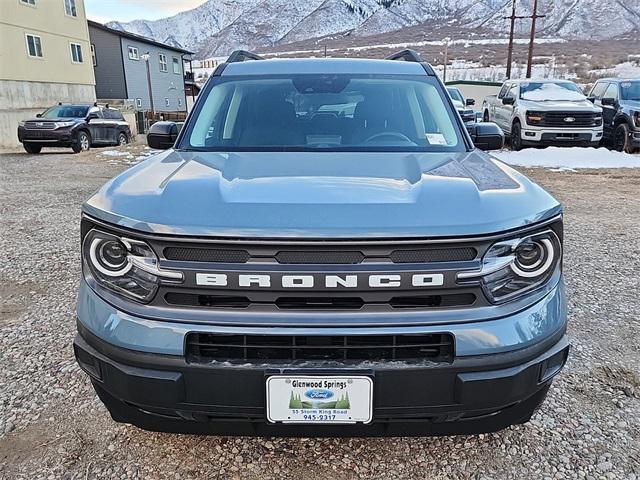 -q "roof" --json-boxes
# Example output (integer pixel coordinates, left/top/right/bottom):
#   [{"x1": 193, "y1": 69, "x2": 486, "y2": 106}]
[
  {"x1": 221, "y1": 58, "x2": 428, "y2": 76},
  {"x1": 508, "y1": 78, "x2": 576, "y2": 84},
  {"x1": 594, "y1": 78, "x2": 639, "y2": 83},
  {"x1": 88, "y1": 20, "x2": 193, "y2": 55}
]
